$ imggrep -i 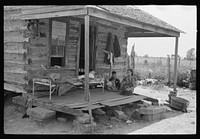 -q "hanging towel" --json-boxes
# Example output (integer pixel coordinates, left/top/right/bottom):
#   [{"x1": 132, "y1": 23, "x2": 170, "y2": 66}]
[
  {"x1": 113, "y1": 35, "x2": 121, "y2": 57},
  {"x1": 104, "y1": 32, "x2": 114, "y2": 64}
]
